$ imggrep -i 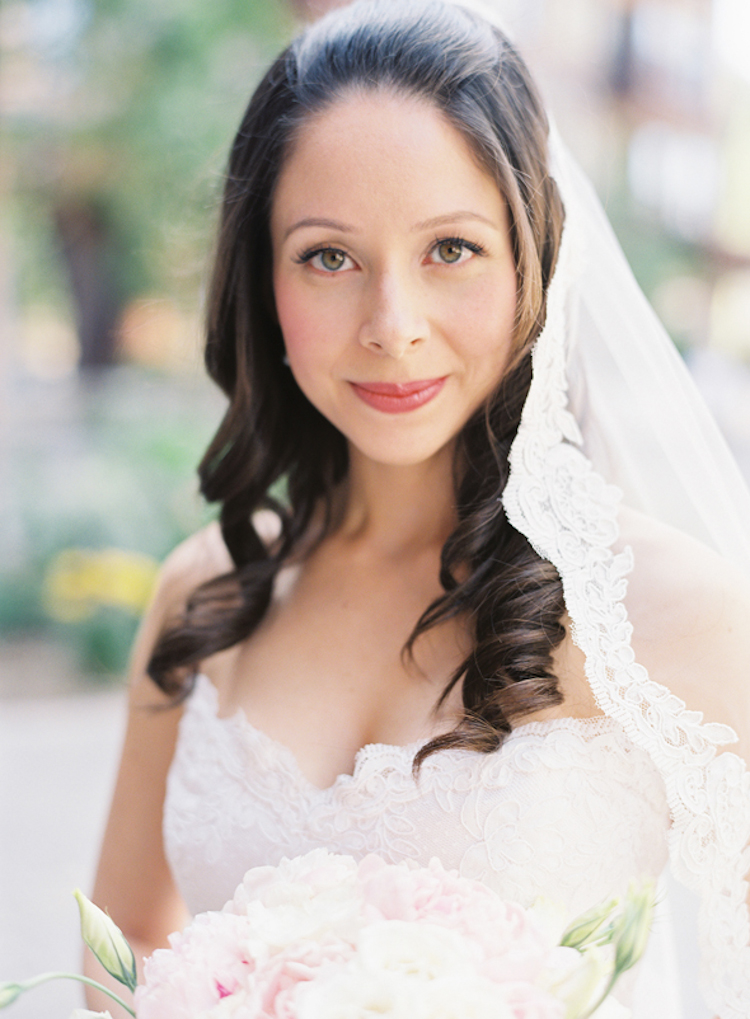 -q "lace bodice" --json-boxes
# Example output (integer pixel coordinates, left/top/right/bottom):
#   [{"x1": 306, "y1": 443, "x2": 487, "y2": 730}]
[{"x1": 164, "y1": 675, "x2": 669, "y2": 924}]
